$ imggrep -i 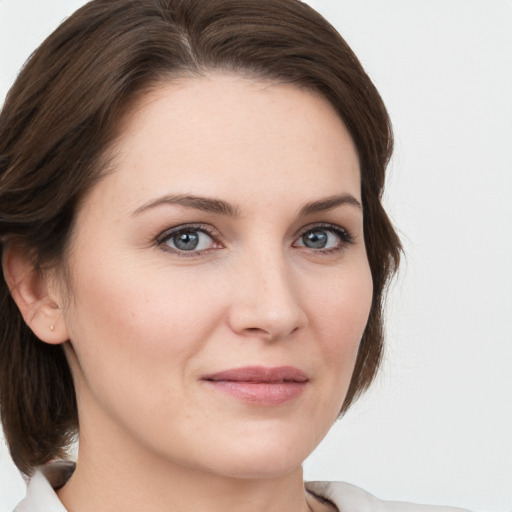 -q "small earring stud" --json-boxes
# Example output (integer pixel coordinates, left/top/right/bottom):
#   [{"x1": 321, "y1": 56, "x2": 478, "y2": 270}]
[{"x1": 49, "y1": 325, "x2": 55, "y2": 332}]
